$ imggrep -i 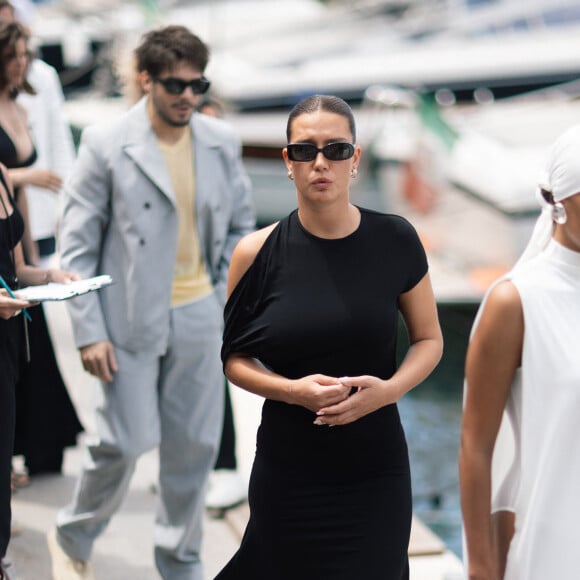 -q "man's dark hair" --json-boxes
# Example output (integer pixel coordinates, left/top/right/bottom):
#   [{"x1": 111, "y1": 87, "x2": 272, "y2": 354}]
[{"x1": 134, "y1": 25, "x2": 209, "y2": 78}]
